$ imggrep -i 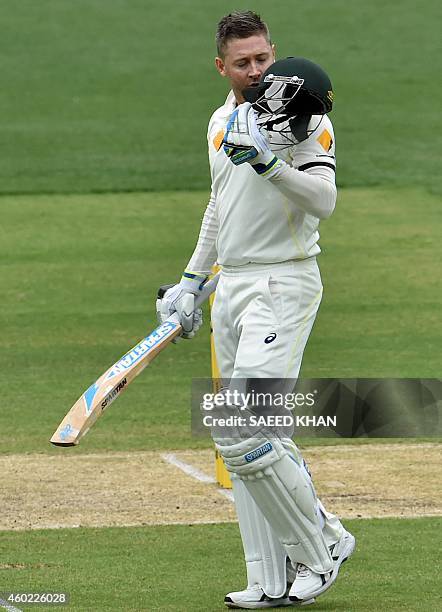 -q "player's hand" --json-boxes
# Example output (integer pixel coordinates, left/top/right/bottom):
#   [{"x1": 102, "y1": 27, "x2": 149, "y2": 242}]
[
  {"x1": 156, "y1": 273, "x2": 206, "y2": 341},
  {"x1": 223, "y1": 102, "x2": 282, "y2": 178}
]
